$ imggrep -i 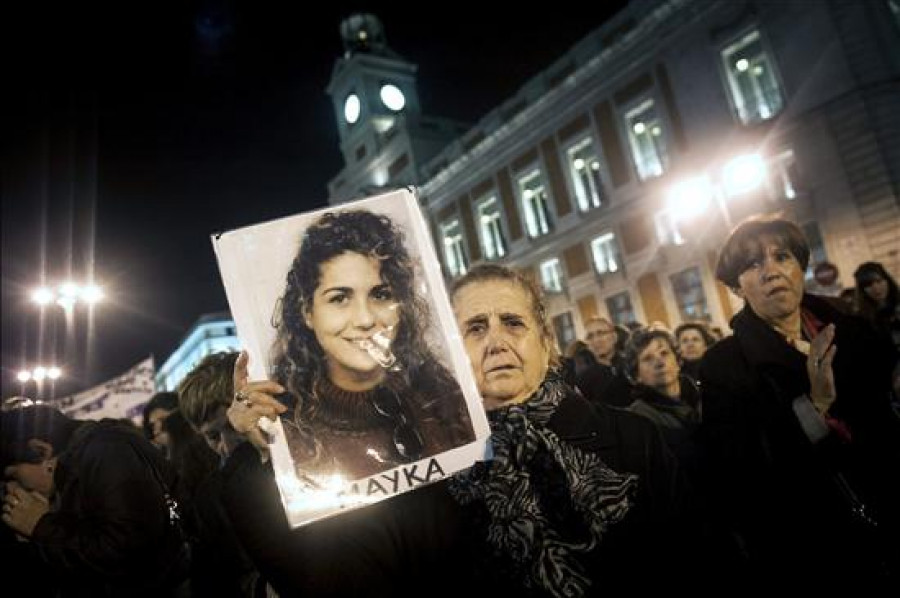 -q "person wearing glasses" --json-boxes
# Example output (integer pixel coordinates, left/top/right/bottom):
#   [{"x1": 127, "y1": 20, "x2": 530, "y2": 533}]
[
  {"x1": 699, "y1": 214, "x2": 900, "y2": 583},
  {"x1": 575, "y1": 316, "x2": 633, "y2": 407}
]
